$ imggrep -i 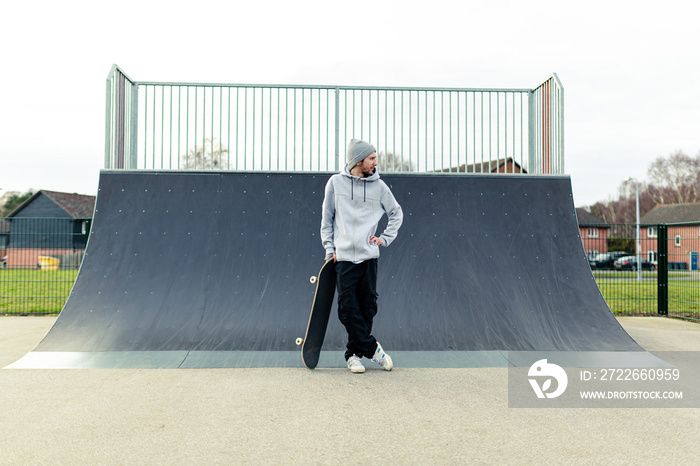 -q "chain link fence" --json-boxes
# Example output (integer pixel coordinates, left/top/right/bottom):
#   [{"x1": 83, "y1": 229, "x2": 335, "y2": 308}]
[
  {"x1": 582, "y1": 222, "x2": 700, "y2": 321},
  {"x1": 1, "y1": 218, "x2": 90, "y2": 315}
]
